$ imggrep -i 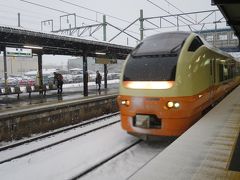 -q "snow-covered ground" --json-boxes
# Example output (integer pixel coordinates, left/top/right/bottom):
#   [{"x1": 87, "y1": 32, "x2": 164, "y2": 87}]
[
  {"x1": 0, "y1": 113, "x2": 173, "y2": 180},
  {"x1": 0, "y1": 123, "x2": 136, "y2": 179},
  {"x1": 81, "y1": 140, "x2": 172, "y2": 180},
  {"x1": 0, "y1": 115, "x2": 120, "y2": 163}
]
